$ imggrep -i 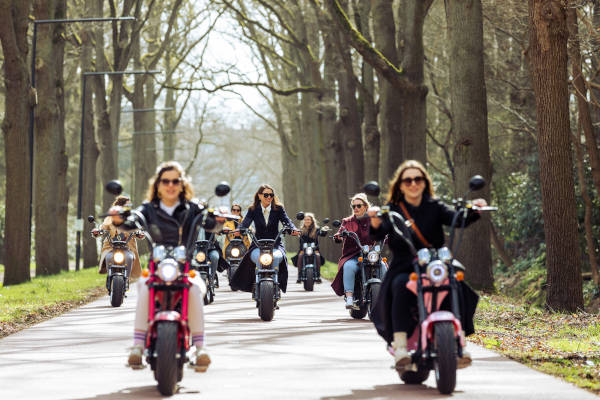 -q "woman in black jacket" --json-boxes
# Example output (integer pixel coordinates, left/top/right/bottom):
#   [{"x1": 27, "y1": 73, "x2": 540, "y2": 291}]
[
  {"x1": 291, "y1": 213, "x2": 325, "y2": 283},
  {"x1": 369, "y1": 160, "x2": 486, "y2": 371},
  {"x1": 127, "y1": 161, "x2": 211, "y2": 372},
  {"x1": 229, "y1": 184, "x2": 299, "y2": 293}
]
